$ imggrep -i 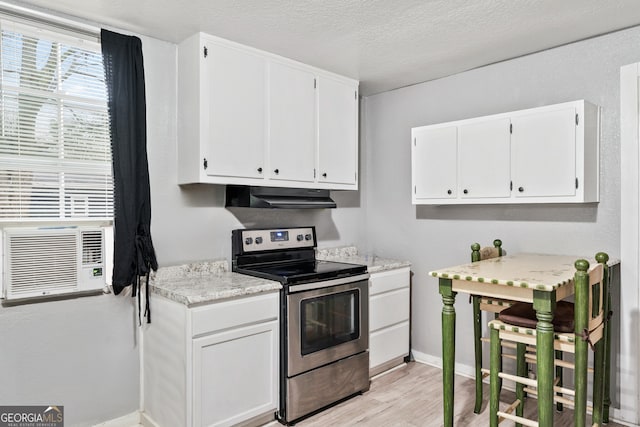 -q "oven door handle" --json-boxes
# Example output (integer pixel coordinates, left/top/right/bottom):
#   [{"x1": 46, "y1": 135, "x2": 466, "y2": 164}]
[{"x1": 287, "y1": 273, "x2": 370, "y2": 293}]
